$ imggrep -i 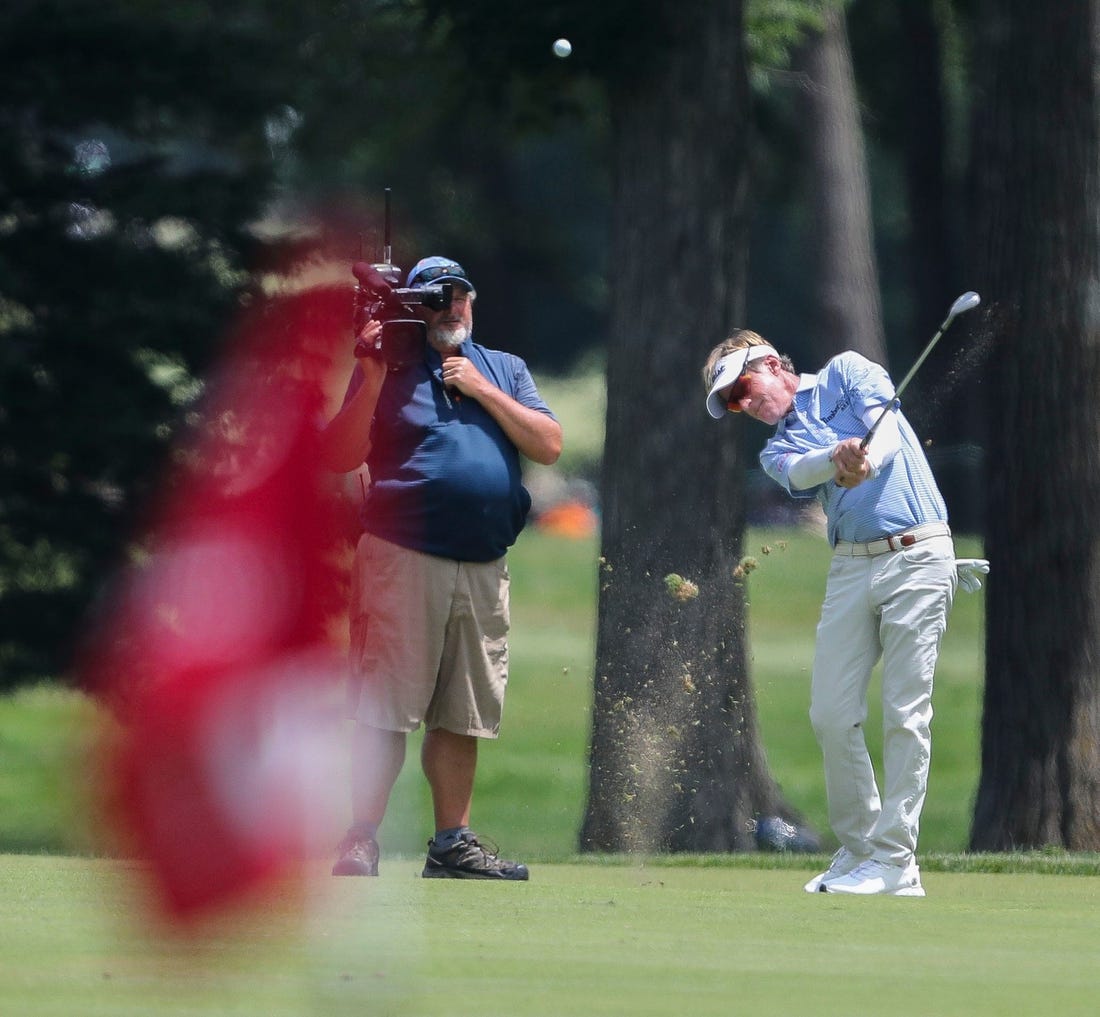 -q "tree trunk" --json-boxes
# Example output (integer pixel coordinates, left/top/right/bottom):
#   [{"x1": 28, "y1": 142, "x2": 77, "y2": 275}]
[
  {"x1": 580, "y1": 0, "x2": 808, "y2": 853},
  {"x1": 795, "y1": 5, "x2": 887, "y2": 364},
  {"x1": 897, "y1": 0, "x2": 954, "y2": 348},
  {"x1": 969, "y1": 0, "x2": 1100, "y2": 850}
]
